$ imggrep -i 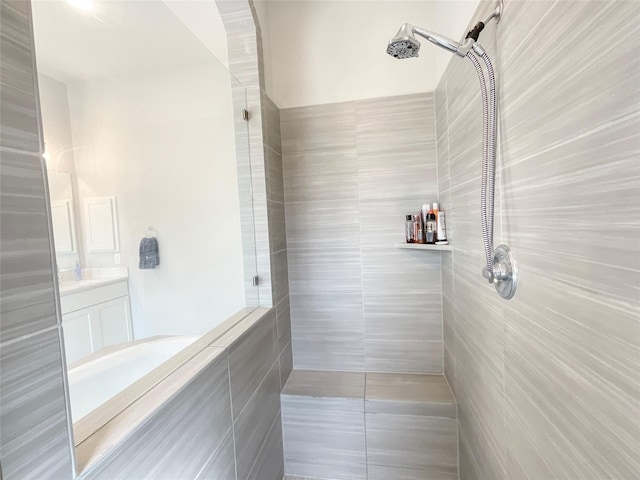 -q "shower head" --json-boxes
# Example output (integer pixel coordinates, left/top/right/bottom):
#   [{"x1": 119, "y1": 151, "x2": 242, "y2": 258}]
[
  {"x1": 387, "y1": 23, "x2": 468, "y2": 59},
  {"x1": 386, "y1": 23, "x2": 420, "y2": 59}
]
